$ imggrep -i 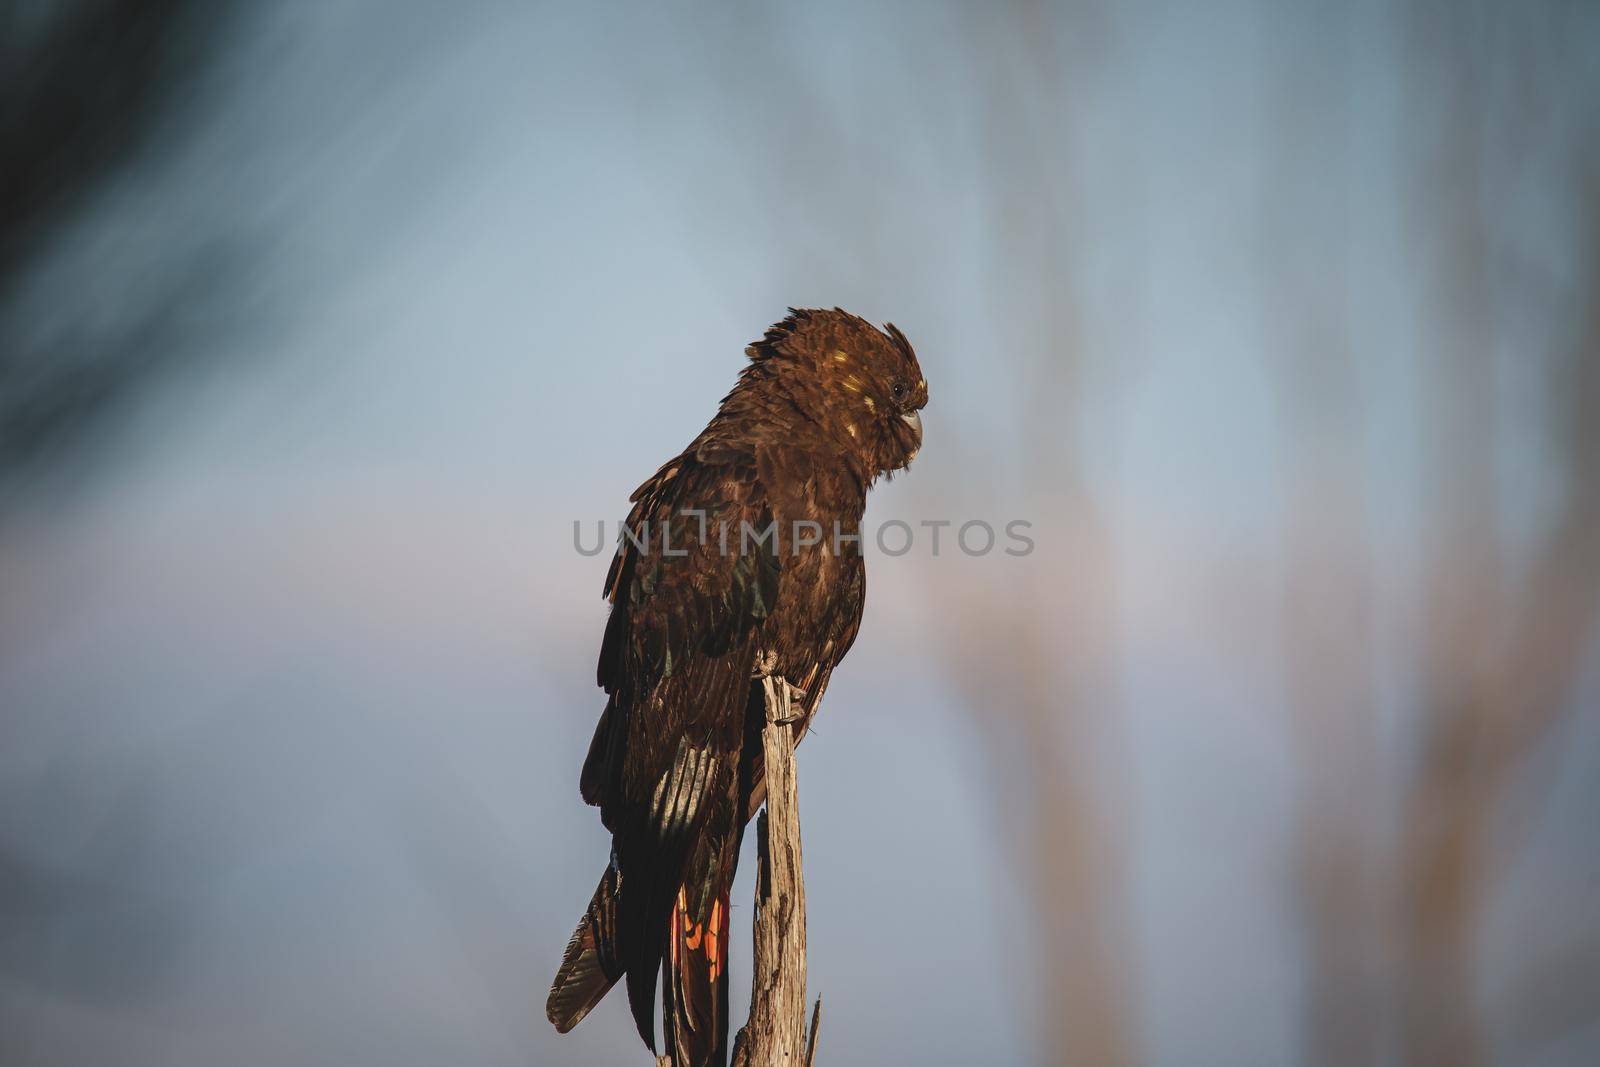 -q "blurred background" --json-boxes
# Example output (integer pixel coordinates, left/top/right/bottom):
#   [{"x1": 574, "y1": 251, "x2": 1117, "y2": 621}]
[{"x1": 2, "y1": 1, "x2": 1598, "y2": 1064}]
